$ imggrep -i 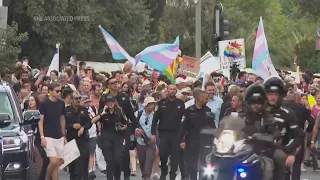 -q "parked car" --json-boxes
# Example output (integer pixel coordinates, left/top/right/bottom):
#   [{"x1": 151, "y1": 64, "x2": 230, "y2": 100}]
[{"x1": 0, "y1": 81, "x2": 38, "y2": 179}]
